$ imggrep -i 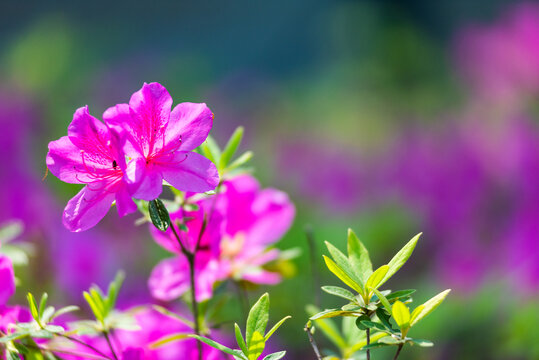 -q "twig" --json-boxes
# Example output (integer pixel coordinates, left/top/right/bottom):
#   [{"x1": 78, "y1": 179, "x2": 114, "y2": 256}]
[
  {"x1": 366, "y1": 328, "x2": 371, "y2": 360},
  {"x1": 103, "y1": 331, "x2": 118, "y2": 360},
  {"x1": 59, "y1": 334, "x2": 113, "y2": 360},
  {"x1": 304, "y1": 322, "x2": 322, "y2": 360},
  {"x1": 393, "y1": 344, "x2": 404, "y2": 360}
]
